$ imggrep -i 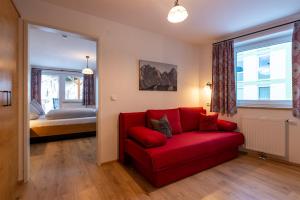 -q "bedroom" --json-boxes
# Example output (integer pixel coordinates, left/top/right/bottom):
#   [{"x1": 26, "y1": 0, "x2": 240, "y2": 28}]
[{"x1": 28, "y1": 24, "x2": 98, "y2": 143}]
